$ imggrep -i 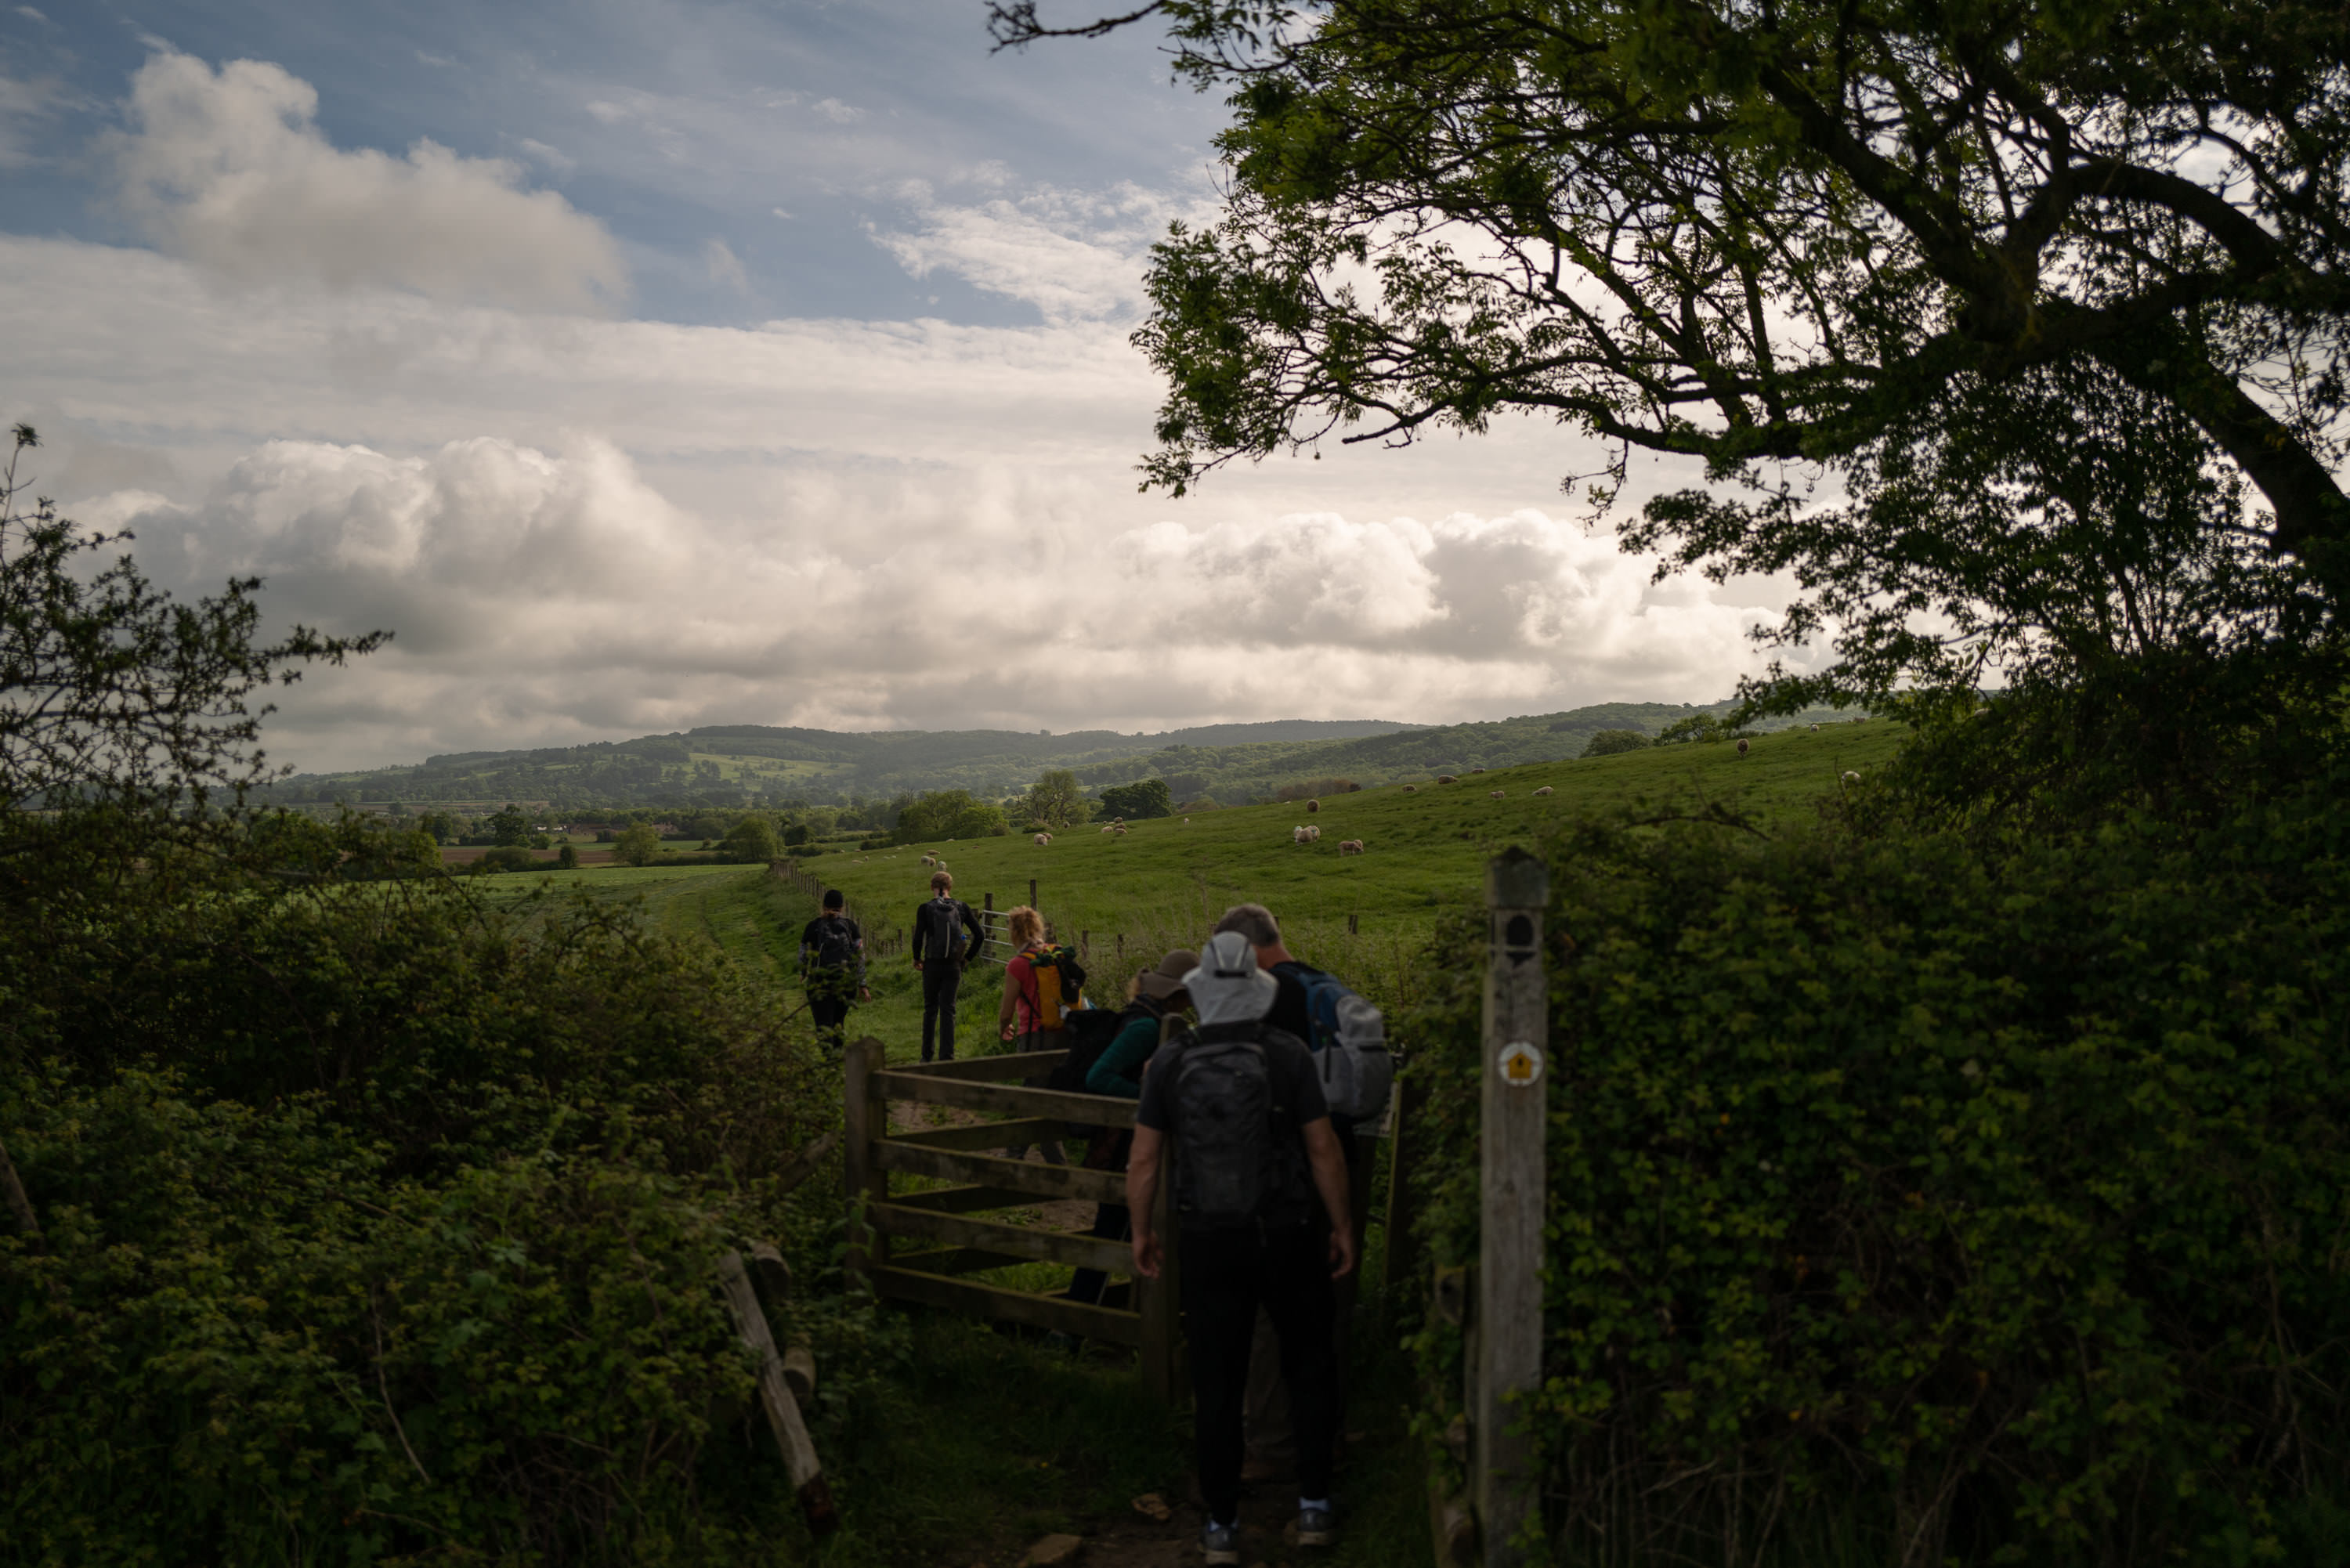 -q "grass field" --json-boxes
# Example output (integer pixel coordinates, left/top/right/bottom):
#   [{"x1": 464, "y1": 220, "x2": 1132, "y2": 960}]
[{"x1": 472, "y1": 721, "x2": 1905, "y2": 1066}]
